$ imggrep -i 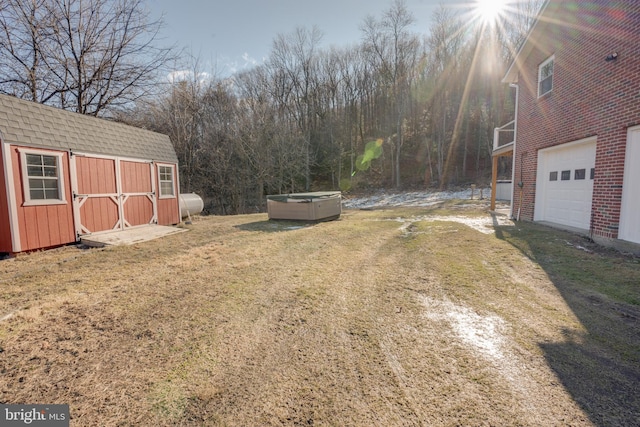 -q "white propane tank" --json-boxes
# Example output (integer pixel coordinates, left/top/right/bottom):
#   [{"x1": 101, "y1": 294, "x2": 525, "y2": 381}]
[{"x1": 179, "y1": 193, "x2": 204, "y2": 218}]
